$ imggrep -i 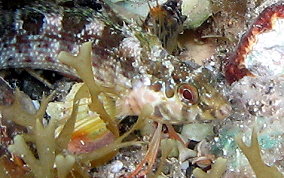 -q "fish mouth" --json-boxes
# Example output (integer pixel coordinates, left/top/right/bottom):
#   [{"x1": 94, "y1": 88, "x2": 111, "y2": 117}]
[
  {"x1": 211, "y1": 104, "x2": 232, "y2": 120},
  {"x1": 153, "y1": 100, "x2": 232, "y2": 122}
]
